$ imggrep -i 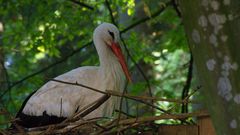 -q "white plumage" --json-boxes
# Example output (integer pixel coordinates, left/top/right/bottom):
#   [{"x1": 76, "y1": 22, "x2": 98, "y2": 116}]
[{"x1": 16, "y1": 23, "x2": 131, "y2": 127}]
